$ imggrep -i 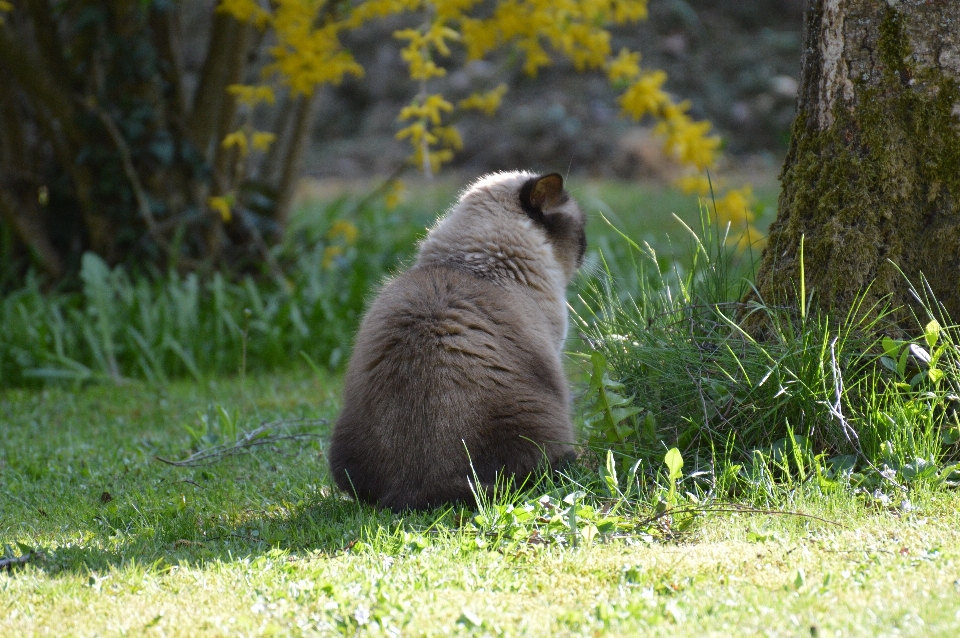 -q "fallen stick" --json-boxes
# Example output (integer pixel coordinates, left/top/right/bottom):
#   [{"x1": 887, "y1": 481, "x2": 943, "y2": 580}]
[
  {"x1": 155, "y1": 418, "x2": 326, "y2": 467},
  {"x1": 0, "y1": 552, "x2": 42, "y2": 570}
]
